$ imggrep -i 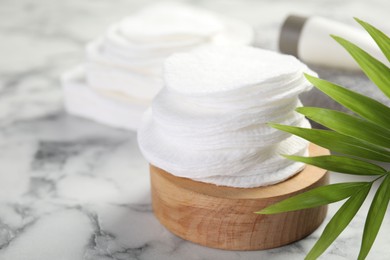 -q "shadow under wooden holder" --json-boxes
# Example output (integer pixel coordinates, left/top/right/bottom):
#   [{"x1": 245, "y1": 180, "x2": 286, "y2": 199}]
[{"x1": 150, "y1": 143, "x2": 329, "y2": 250}]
